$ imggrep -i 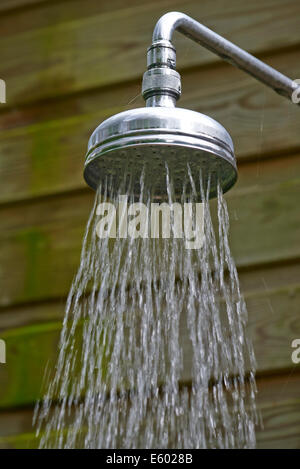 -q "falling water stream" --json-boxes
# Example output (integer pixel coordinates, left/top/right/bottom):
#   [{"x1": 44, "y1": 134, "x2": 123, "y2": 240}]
[{"x1": 34, "y1": 166, "x2": 257, "y2": 449}]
